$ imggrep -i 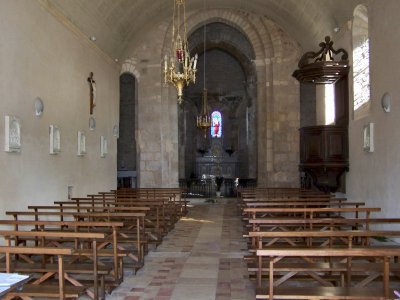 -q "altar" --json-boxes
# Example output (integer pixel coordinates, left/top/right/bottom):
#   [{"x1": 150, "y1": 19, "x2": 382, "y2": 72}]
[{"x1": 195, "y1": 139, "x2": 238, "y2": 178}]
